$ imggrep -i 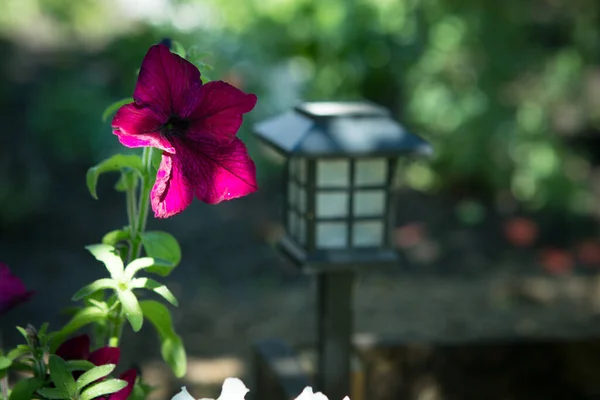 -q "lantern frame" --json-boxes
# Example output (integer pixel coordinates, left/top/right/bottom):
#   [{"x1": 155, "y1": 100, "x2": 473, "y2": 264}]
[{"x1": 254, "y1": 101, "x2": 431, "y2": 272}]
